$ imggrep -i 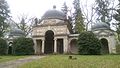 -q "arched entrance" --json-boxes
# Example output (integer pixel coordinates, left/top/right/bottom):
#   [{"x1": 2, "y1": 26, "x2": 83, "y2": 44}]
[
  {"x1": 100, "y1": 38, "x2": 109, "y2": 54},
  {"x1": 70, "y1": 39, "x2": 78, "y2": 54},
  {"x1": 44, "y1": 30, "x2": 54, "y2": 54},
  {"x1": 57, "y1": 39, "x2": 63, "y2": 54},
  {"x1": 8, "y1": 42, "x2": 13, "y2": 54}
]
